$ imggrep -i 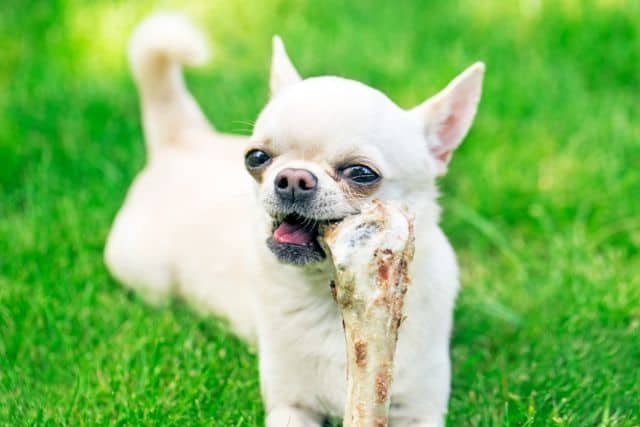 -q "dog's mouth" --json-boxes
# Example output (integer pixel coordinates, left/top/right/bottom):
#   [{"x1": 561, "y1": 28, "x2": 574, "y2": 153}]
[{"x1": 266, "y1": 213, "x2": 342, "y2": 265}]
